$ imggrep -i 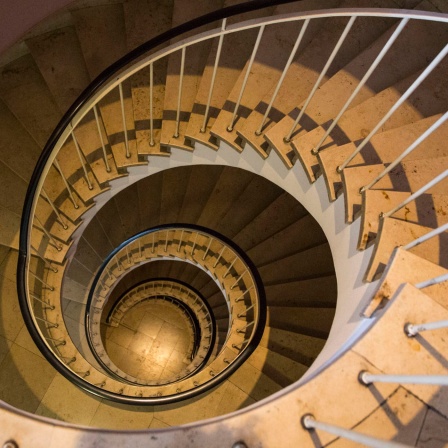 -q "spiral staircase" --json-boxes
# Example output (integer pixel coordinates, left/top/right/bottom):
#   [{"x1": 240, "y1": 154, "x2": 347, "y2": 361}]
[{"x1": 0, "y1": 0, "x2": 447, "y2": 446}]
